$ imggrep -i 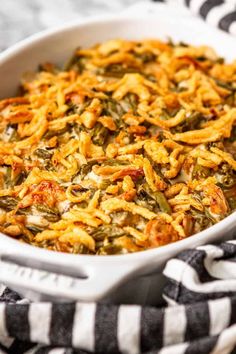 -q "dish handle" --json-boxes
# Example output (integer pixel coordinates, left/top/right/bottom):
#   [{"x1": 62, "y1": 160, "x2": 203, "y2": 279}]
[{"x1": 0, "y1": 258, "x2": 138, "y2": 302}]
